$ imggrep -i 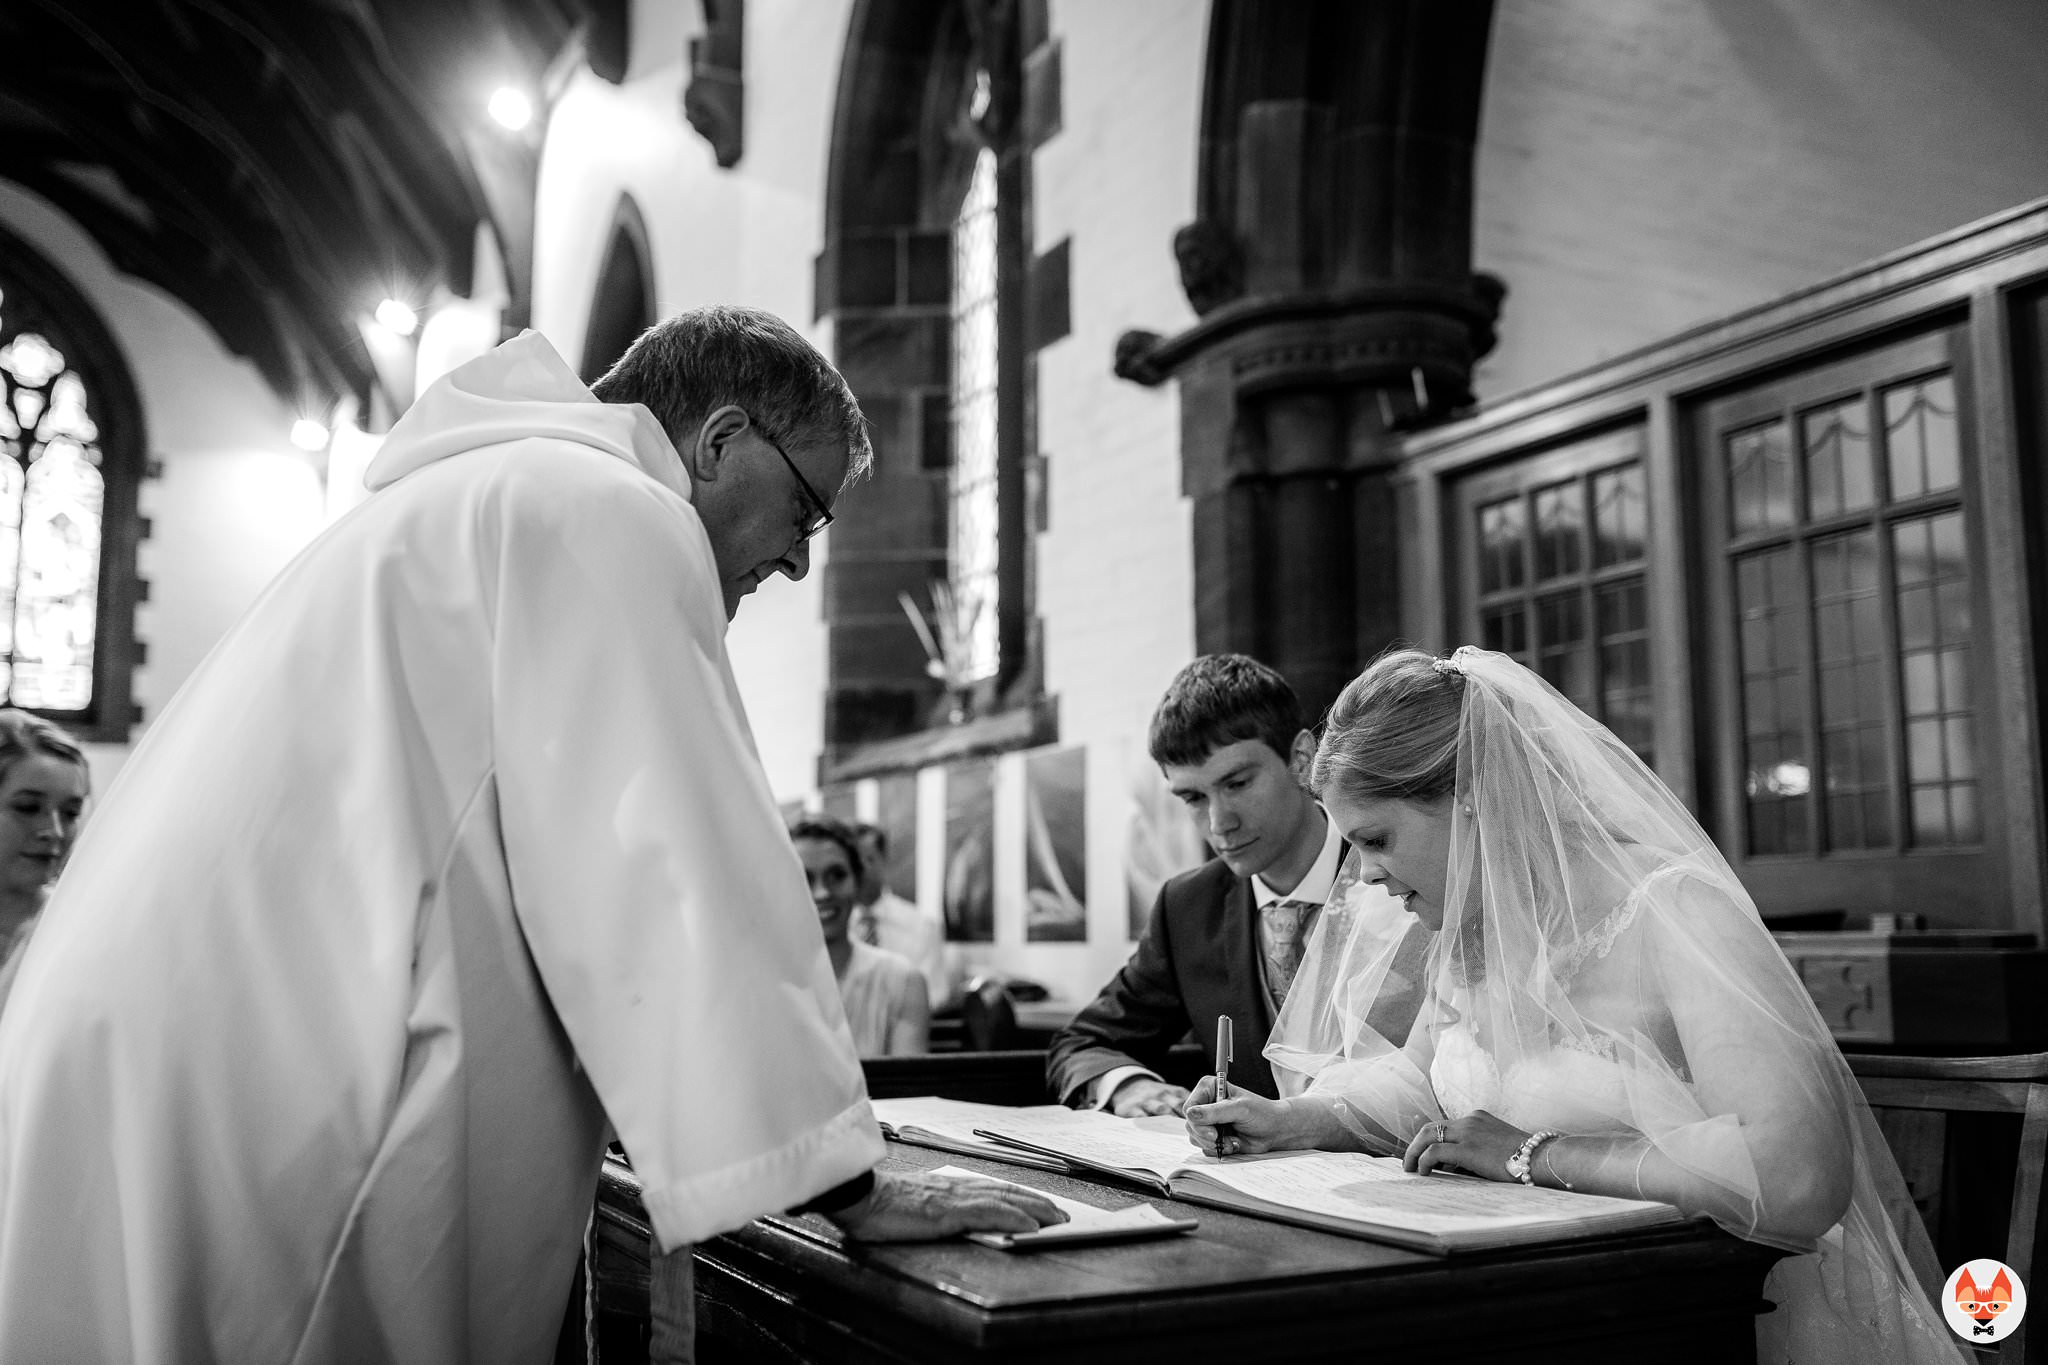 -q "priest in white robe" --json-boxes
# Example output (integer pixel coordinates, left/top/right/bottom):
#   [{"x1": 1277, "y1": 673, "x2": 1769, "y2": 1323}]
[{"x1": 0, "y1": 309, "x2": 1056, "y2": 1364}]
